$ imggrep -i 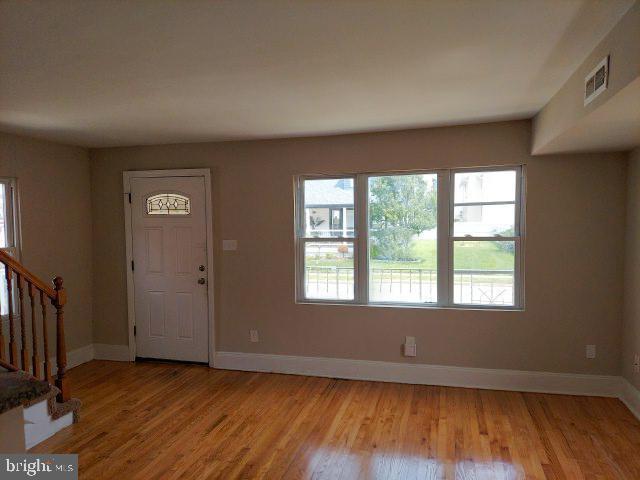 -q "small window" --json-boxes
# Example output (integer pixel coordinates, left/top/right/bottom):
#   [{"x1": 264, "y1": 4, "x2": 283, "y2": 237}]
[
  {"x1": 146, "y1": 193, "x2": 191, "y2": 215},
  {"x1": 0, "y1": 179, "x2": 20, "y2": 316}
]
